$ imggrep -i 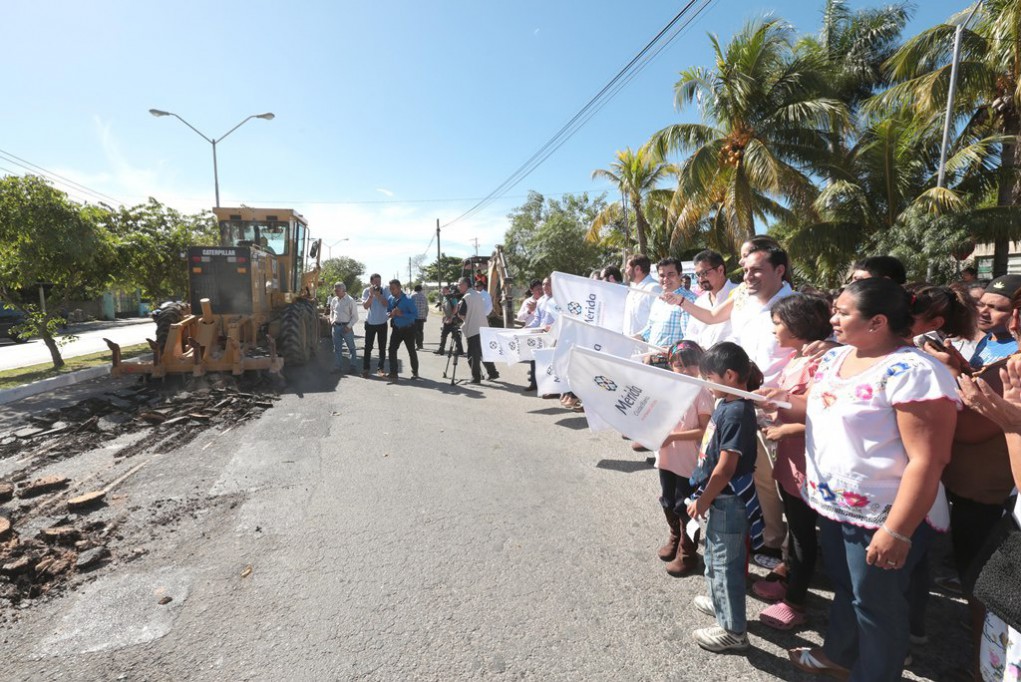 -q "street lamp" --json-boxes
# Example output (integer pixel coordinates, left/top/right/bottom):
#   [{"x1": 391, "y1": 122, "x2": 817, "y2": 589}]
[
  {"x1": 148, "y1": 109, "x2": 275, "y2": 207},
  {"x1": 326, "y1": 238, "x2": 350, "y2": 259}
]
